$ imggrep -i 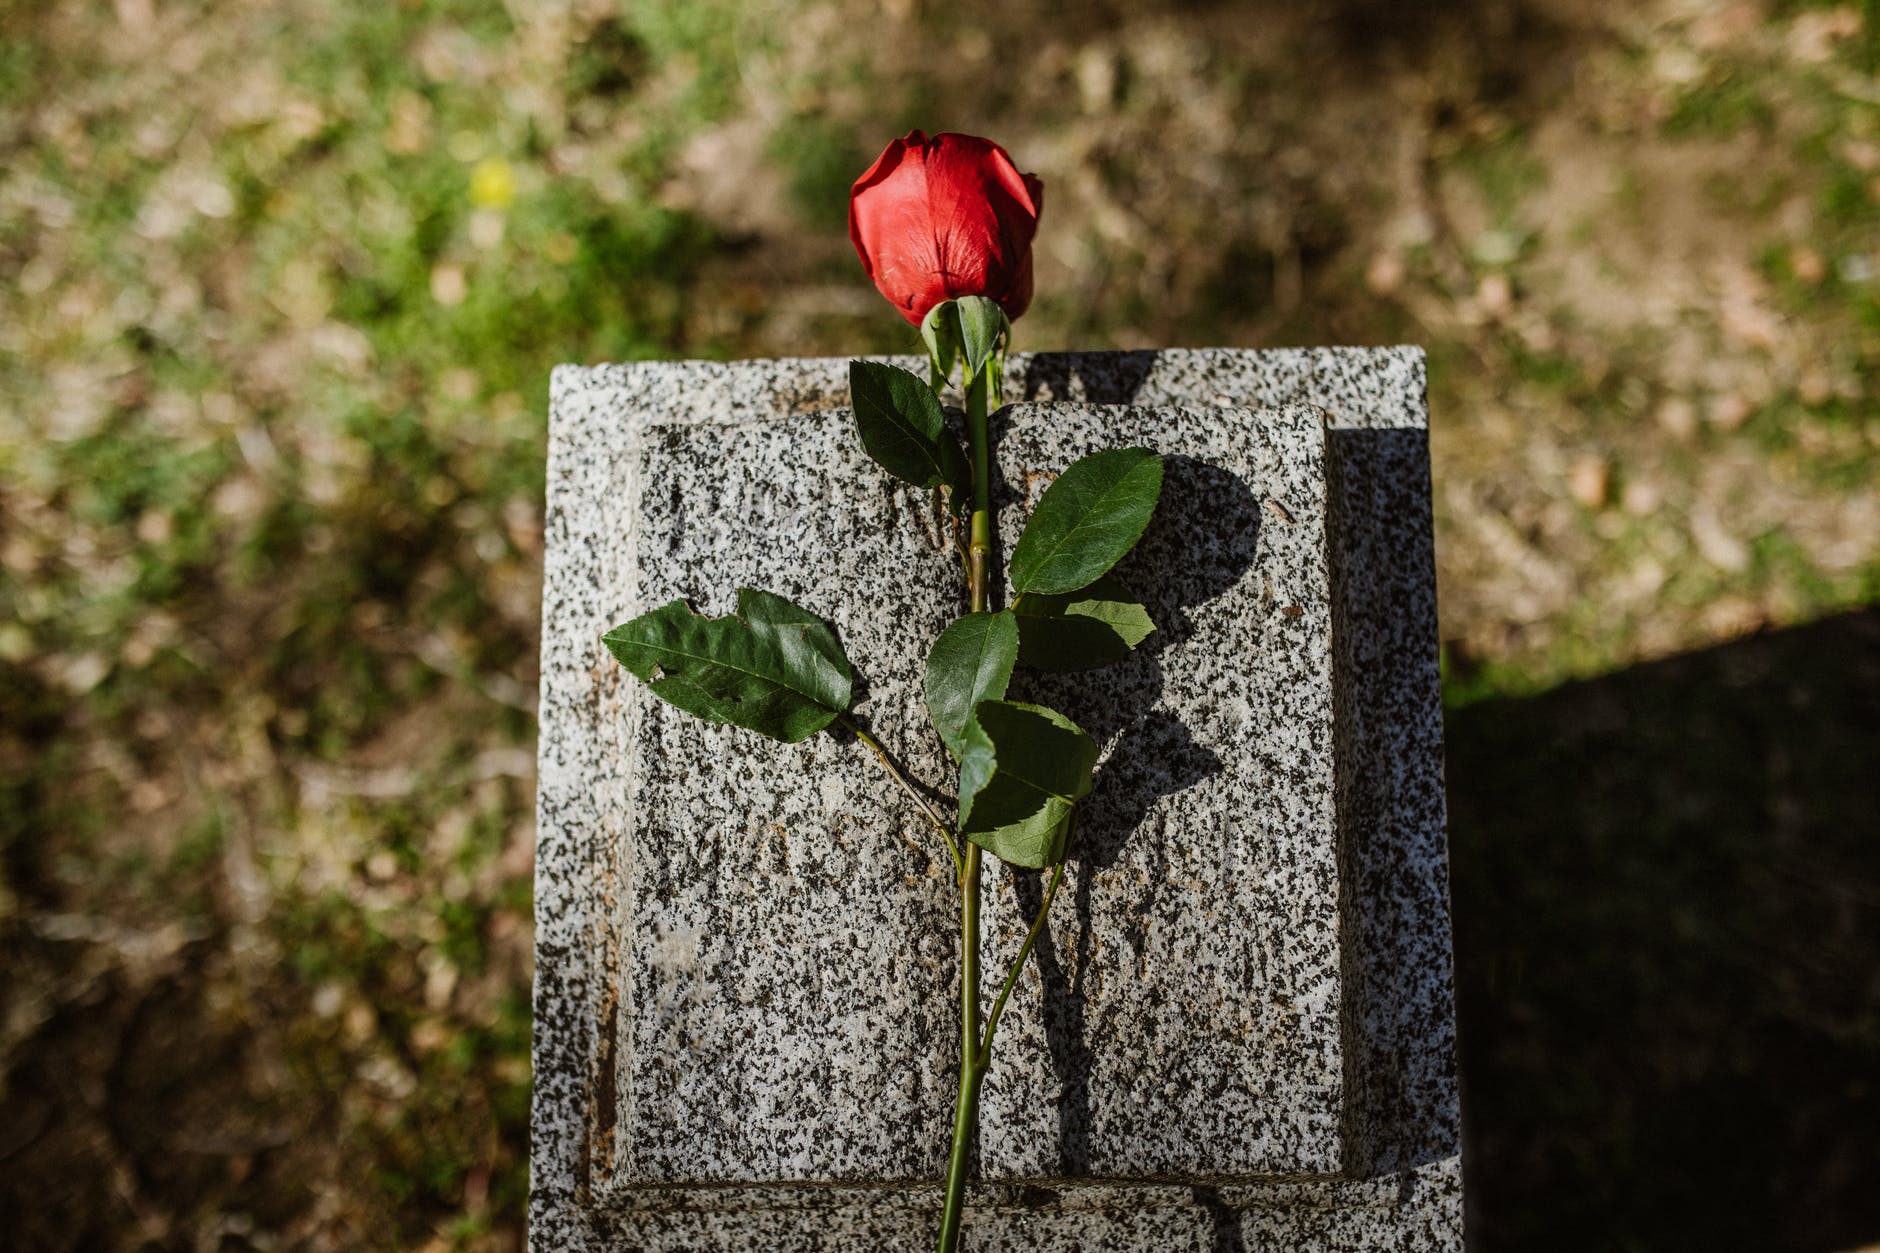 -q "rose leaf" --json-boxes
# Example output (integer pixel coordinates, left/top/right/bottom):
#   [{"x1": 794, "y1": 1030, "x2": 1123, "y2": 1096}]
[
  {"x1": 957, "y1": 699, "x2": 1096, "y2": 869},
  {"x1": 1014, "y1": 574, "x2": 1156, "y2": 672},
  {"x1": 602, "y1": 588, "x2": 853, "y2": 743},
  {"x1": 923, "y1": 610, "x2": 1019, "y2": 758},
  {"x1": 849, "y1": 359, "x2": 972, "y2": 506},
  {"x1": 1009, "y1": 447, "x2": 1164, "y2": 596}
]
